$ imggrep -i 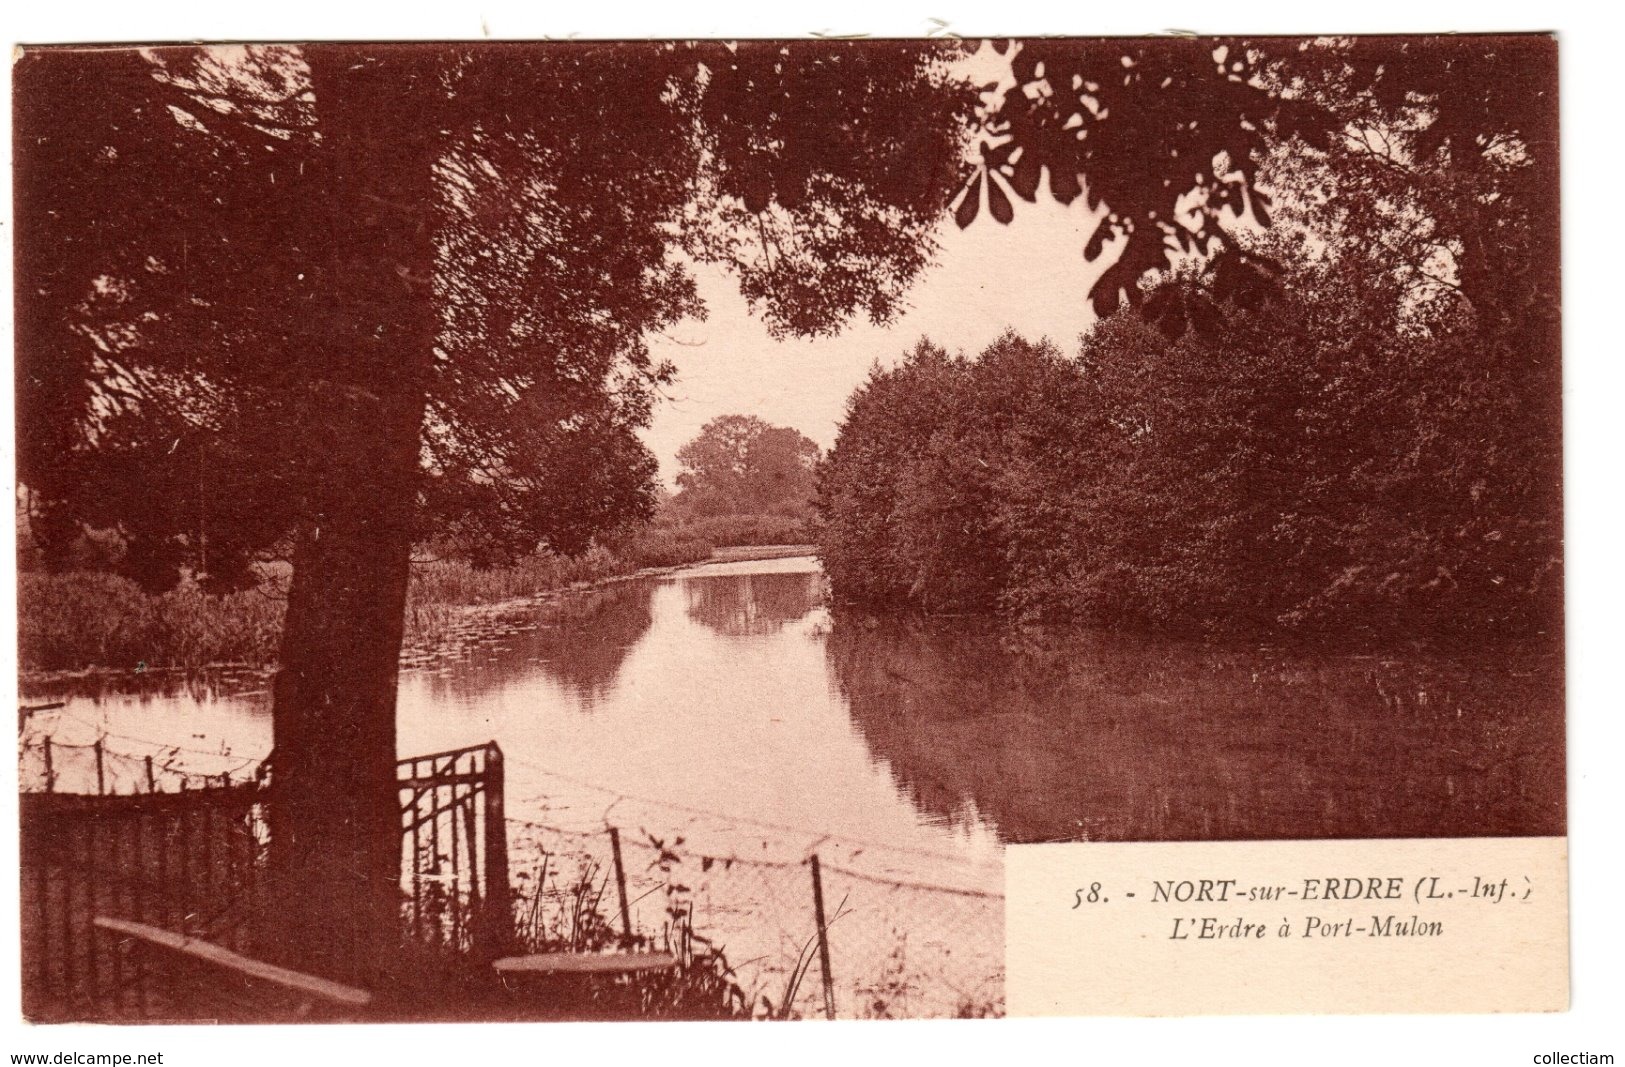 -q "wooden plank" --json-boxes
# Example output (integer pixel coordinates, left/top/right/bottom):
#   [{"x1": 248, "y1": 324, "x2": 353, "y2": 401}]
[
  {"x1": 93, "y1": 916, "x2": 373, "y2": 1007},
  {"x1": 492, "y1": 952, "x2": 678, "y2": 976}
]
